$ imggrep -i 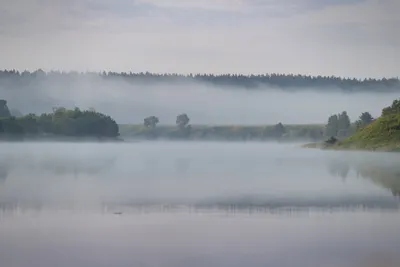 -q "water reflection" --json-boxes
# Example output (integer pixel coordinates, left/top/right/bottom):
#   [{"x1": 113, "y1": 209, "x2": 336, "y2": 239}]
[
  {"x1": 0, "y1": 163, "x2": 8, "y2": 184},
  {"x1": 327, "y1": 159, "x2": 350, "y2": 181},
  {"x1": 0, "y1": 143, "x2": 399, "y2": 212},
  {"x1": 326, "y1": 154, "x2": 400, "y2": 198}
]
